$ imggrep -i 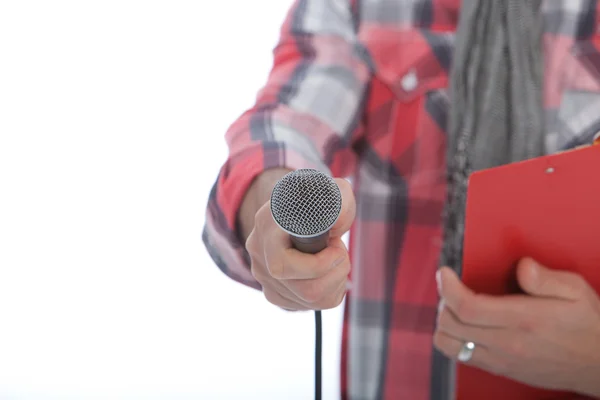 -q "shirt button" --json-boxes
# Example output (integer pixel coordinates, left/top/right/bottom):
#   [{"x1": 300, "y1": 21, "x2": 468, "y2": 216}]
[{"x1": 401, "y1": 69, "x2": 418, "y2": 92}]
